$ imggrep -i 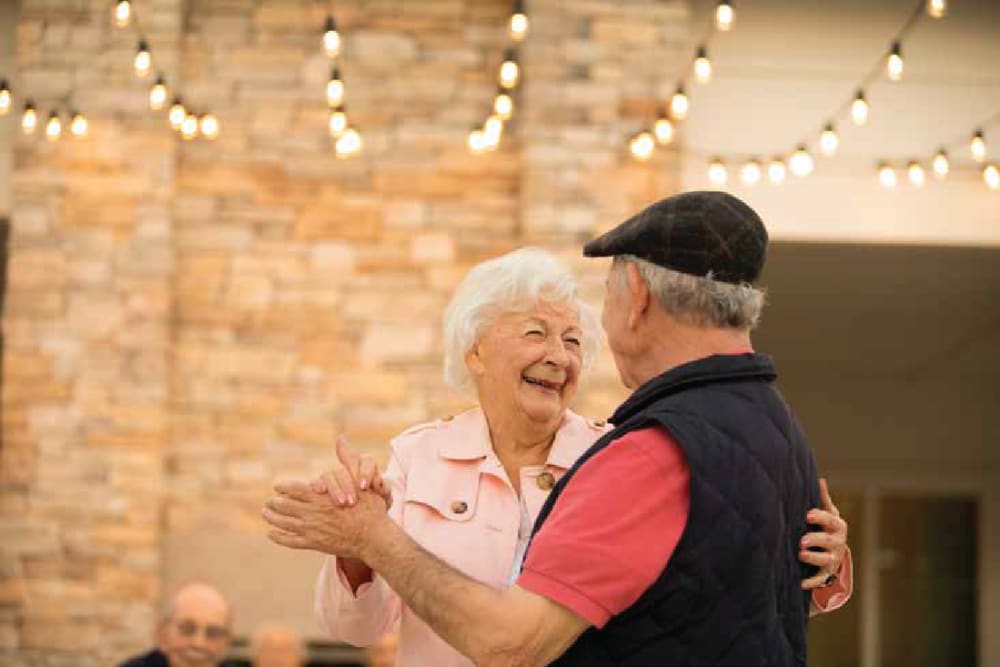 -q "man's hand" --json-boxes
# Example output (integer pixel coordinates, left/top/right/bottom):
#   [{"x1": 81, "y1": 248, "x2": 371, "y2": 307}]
[
  {"x1": 800, "y1": 478, "x2": 849, "y2": 590},
  {"x1": 262, "y1": 479, "x2": 389, "y2": 559}
]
